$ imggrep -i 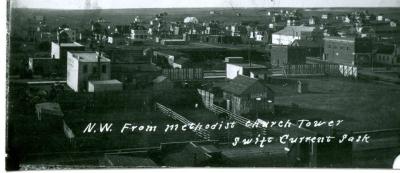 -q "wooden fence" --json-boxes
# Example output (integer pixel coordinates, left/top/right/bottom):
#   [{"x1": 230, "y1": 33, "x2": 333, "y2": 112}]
[
  {"x1": 197, "y1": 89, "x2": 317, "y2": 137},
  {"x1": 155, "y1": 102, "x2": 211, "y2": 140},
  {"x1": 162, "y1": 68, "x2": 203, "y2": 81},
  {"x1": 283, "y1": 64, "x2": 358, "y2": 78}
]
